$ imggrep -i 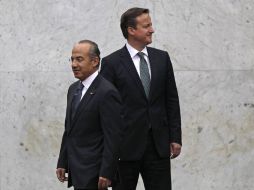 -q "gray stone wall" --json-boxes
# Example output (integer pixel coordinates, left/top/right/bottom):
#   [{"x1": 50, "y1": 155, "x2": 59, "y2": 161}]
[{"x1": 0, "y1": 0, "x2": 253, "y2": 190}]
